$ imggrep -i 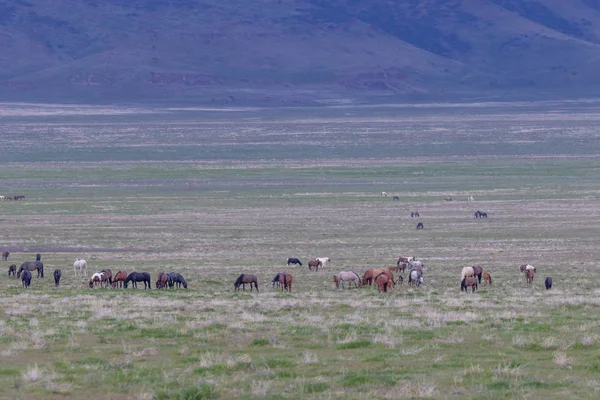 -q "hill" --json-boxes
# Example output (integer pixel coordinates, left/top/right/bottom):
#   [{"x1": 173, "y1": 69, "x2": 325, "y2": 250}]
[{"x1": 2, "y1": 0, "x2": 600, "y2": 104}]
